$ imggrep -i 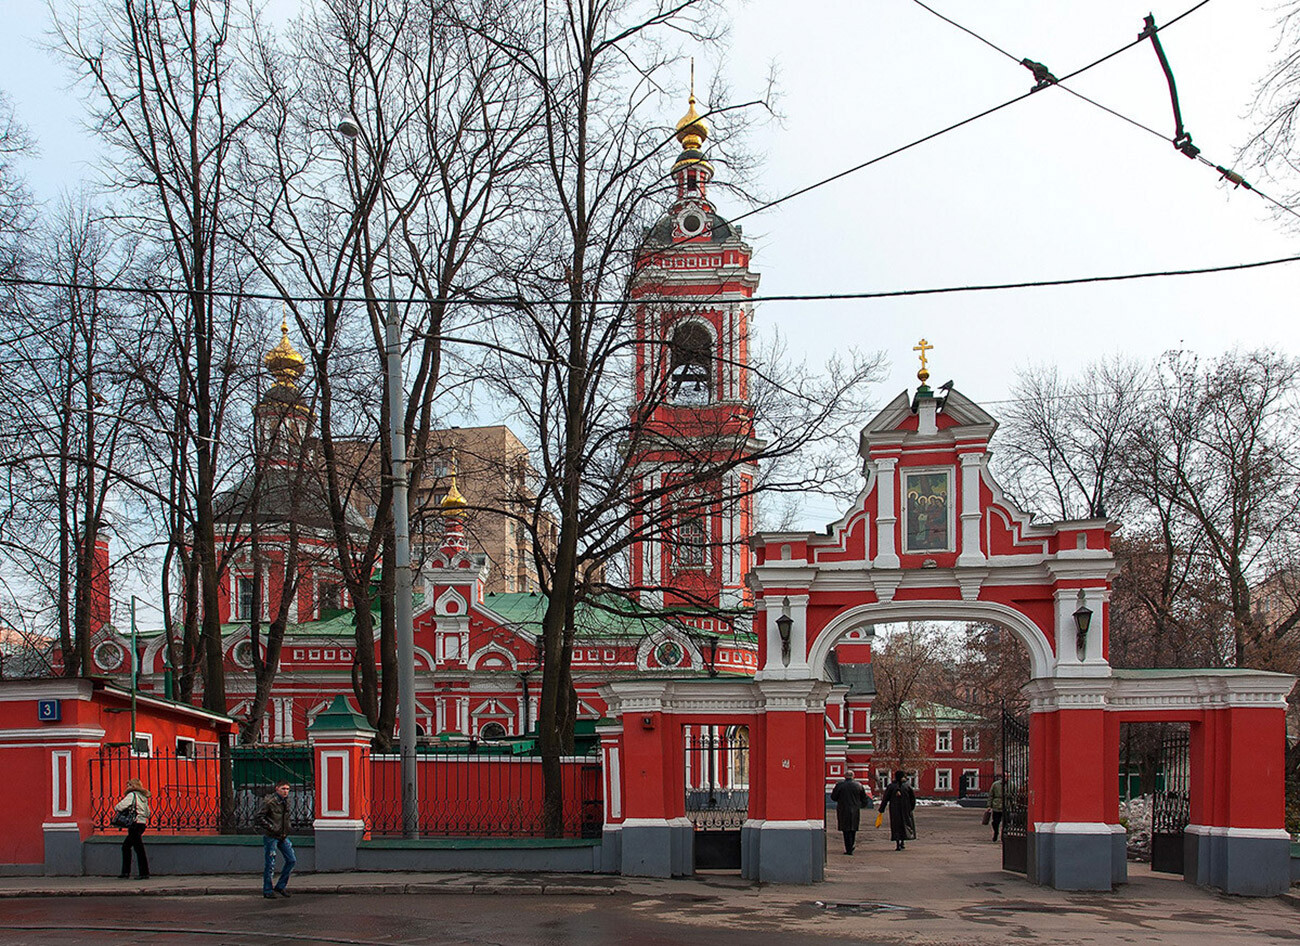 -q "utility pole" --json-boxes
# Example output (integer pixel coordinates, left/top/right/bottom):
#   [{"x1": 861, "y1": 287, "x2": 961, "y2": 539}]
[{"x1": 336, "y1": 116, "x2": 419, "y2": 838}]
